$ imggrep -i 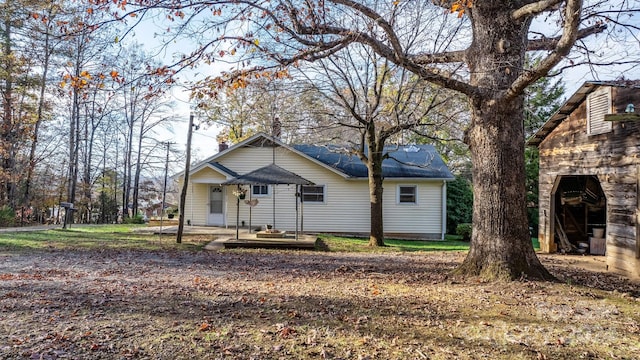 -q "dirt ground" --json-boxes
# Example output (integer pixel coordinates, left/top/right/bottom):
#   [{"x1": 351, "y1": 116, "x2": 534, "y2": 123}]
[{"x1": 1, "y1": 248, "x2": 639, "y2": 359}]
